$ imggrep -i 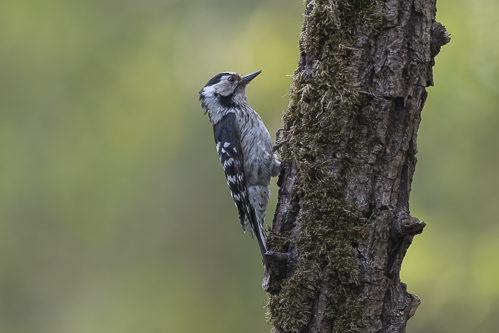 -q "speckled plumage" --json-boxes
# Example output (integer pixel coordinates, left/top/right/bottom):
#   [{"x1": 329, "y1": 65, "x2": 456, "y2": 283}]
[{"x1": 199, "y1": 71, "x2": 280, "y2": 265}]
